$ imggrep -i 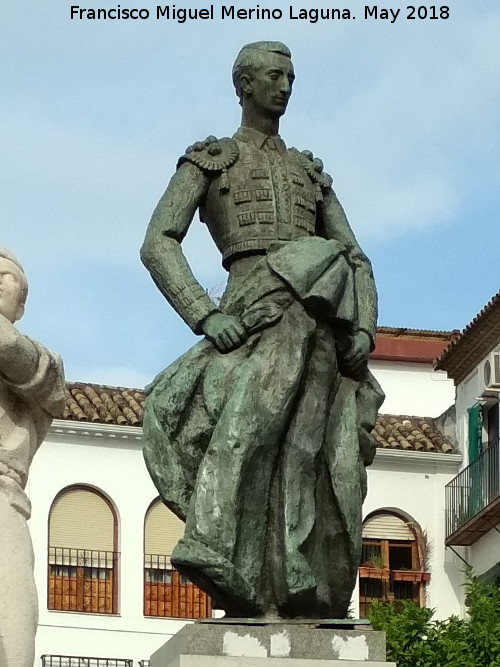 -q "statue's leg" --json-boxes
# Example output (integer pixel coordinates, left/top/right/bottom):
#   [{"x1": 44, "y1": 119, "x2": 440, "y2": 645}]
[
  {"x1": 172, "y1": 304, "x2": 316, "y2": 615},
  {"x1": 0, "y1": 494, "x2": 37, "y2": 667}
]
